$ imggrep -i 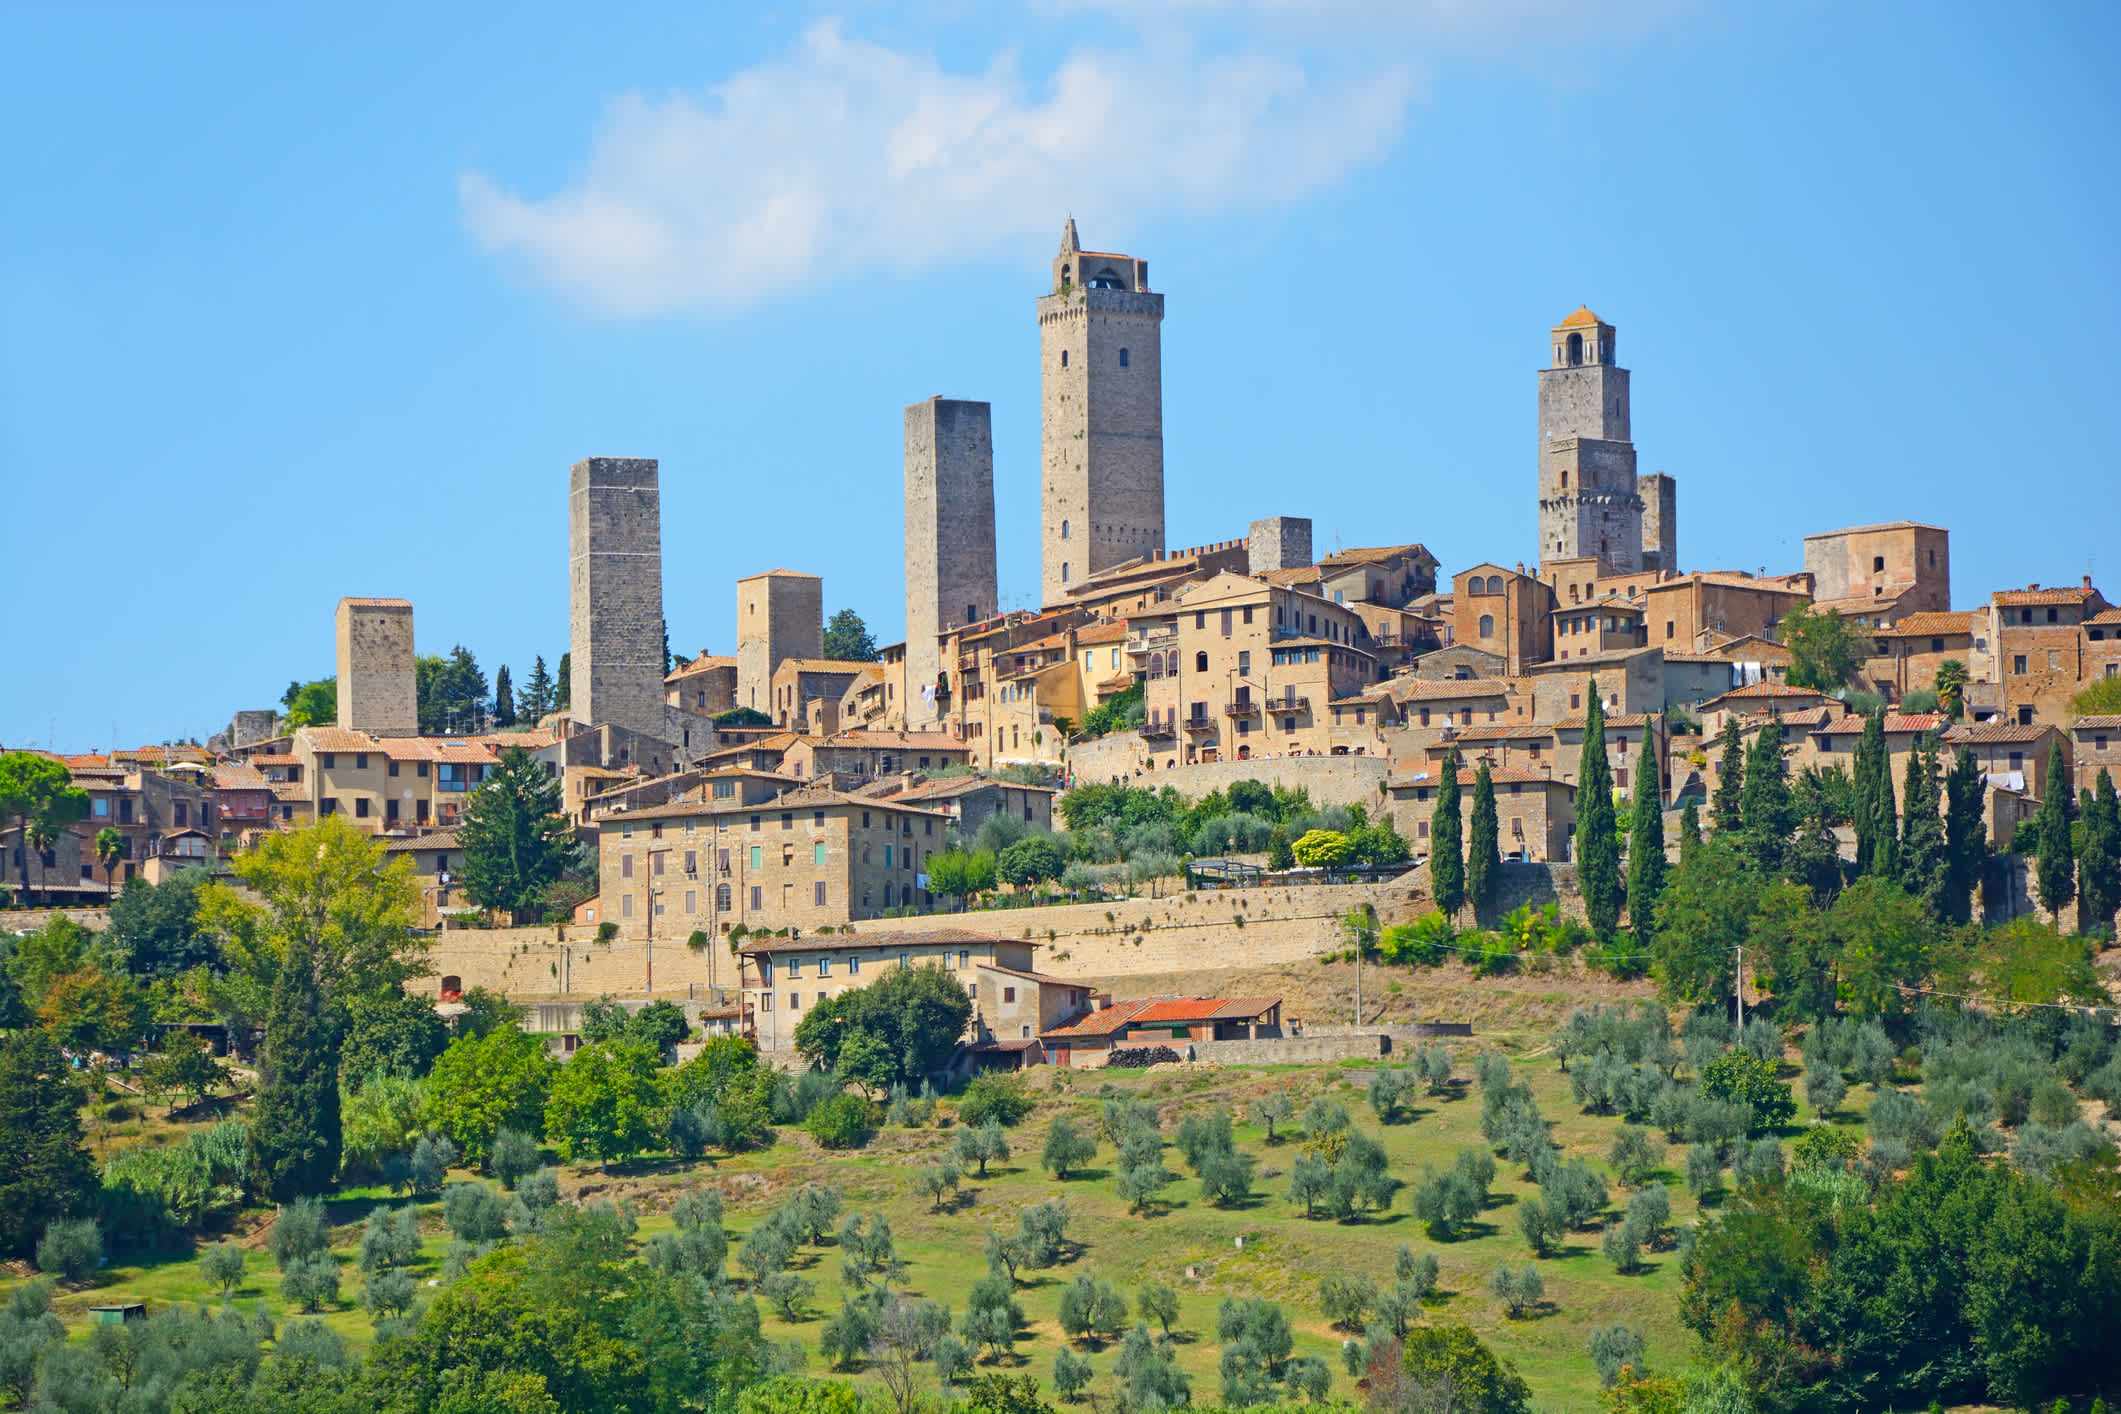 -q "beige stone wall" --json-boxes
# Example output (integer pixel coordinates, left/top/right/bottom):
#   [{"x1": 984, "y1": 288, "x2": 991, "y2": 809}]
[
  {"x1": 335, "y1": 599, "x2": 417, "y2": 737},
  {"x1": 905, "y1": 398, "x2": 998, "y2": 731},
  {"x1": 1040, "y1": 281, "x2": 1165, "y2": 608},
  {"x1": 736, "y1": 572, "x2": 823, "y2": 715},
  {"x1": 568, "y1": 458, "x2": 667, "y2": 742}
]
